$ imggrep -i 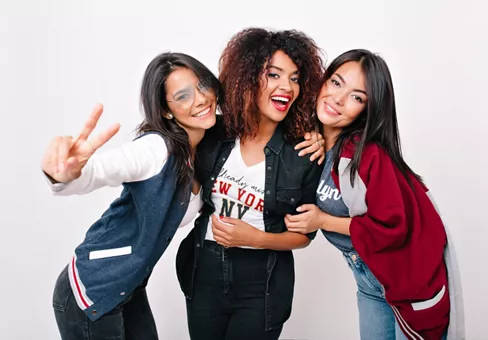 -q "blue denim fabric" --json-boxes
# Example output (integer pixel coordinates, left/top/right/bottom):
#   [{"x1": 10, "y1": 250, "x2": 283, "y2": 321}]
[
  {"x1": 60, "y1": 133, "x2": 191, "y2": 323},
  {"x1": 343, "y1": 252, "x2": 447, "y2": 340}
]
